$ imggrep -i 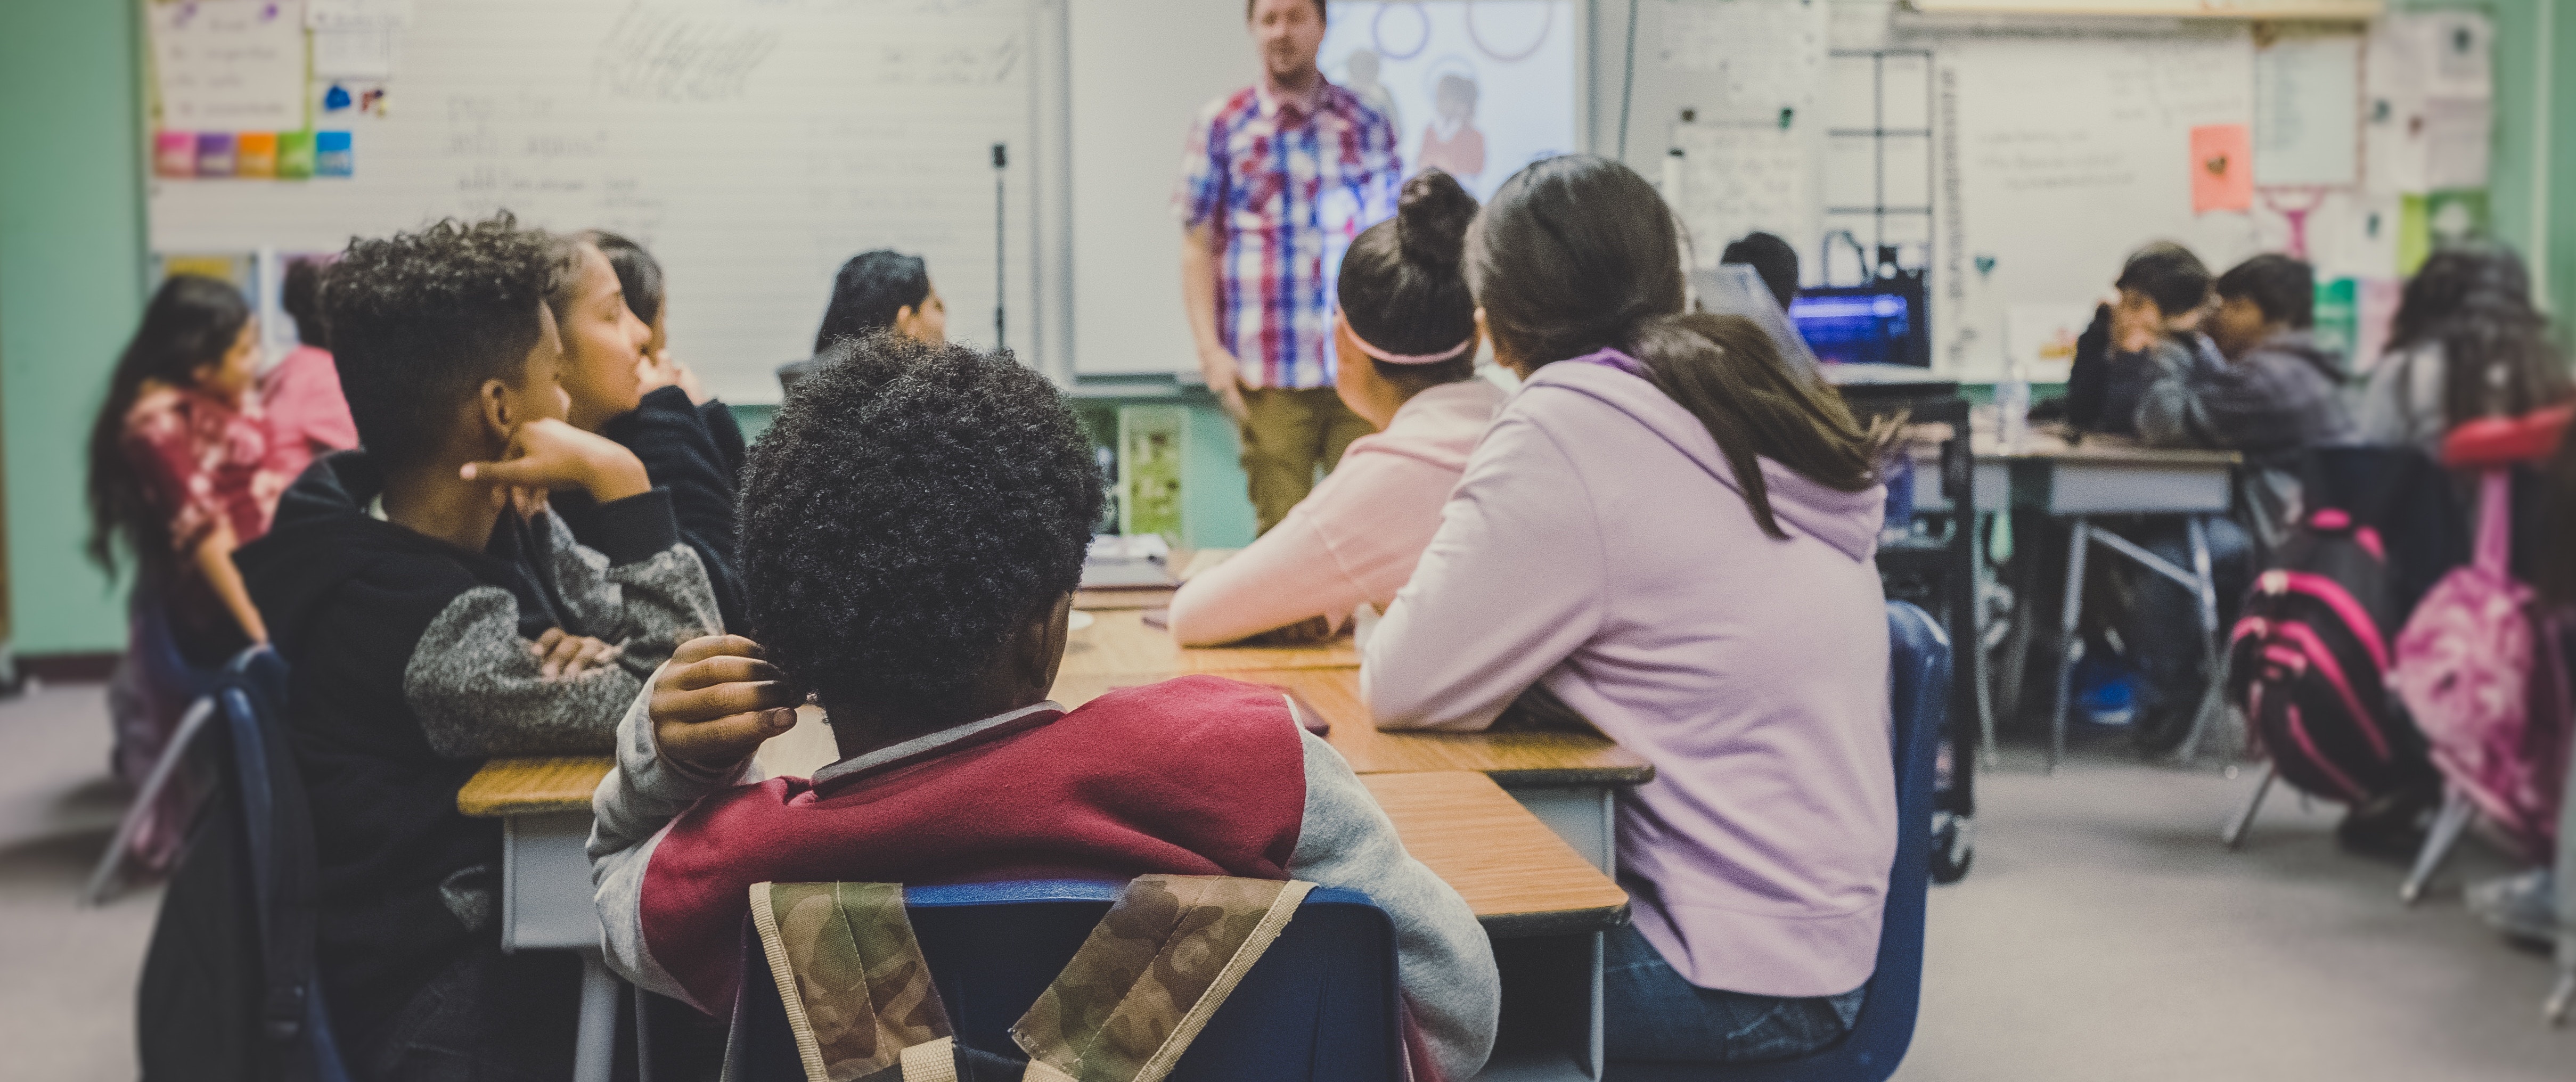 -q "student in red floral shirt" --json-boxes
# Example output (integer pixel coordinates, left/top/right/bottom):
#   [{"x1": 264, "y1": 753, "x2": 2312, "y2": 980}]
[{"x1": 85, "y1": 274, "x2": 291, "y2": 868}]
